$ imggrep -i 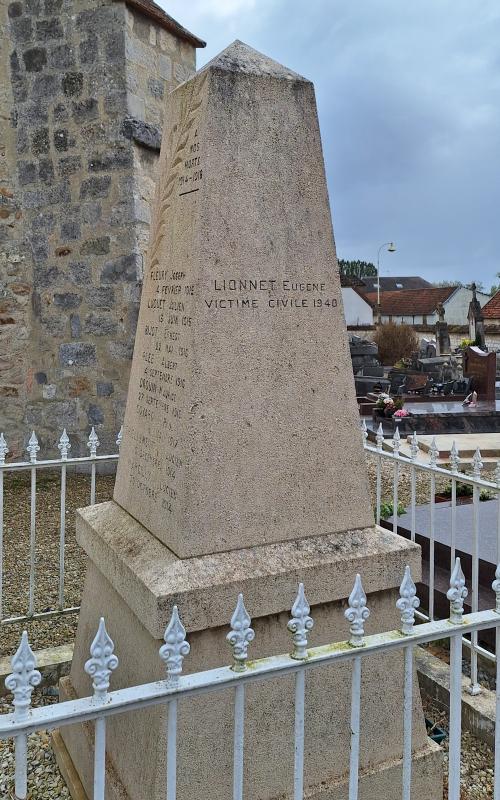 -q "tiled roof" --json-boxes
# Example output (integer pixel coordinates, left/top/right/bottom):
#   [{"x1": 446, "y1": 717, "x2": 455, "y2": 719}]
[
  {"x1": 360, "y1": 276, "x2": 432, "y2": 292},
  {"x1": 482, "y1": 291, "x2": 500, "y2": 319},
  {"x1": 119, "y1": 0, "x2": 206, "y2": 47},
  {"x1": 362, "y1": 286, "x2": 458, "y2": 315}
]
